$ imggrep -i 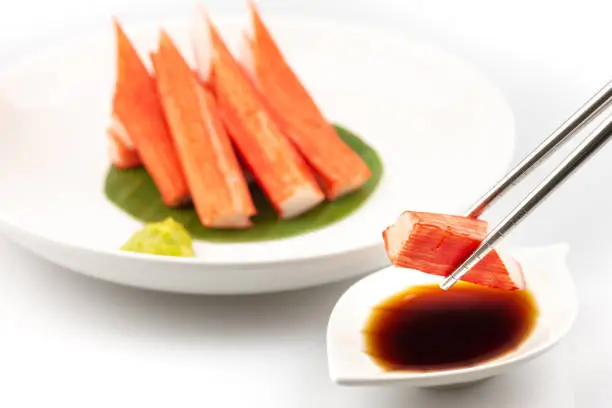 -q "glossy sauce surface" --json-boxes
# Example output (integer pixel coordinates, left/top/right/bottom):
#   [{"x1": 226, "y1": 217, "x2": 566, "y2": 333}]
[{"x1": 363, "y1": 283, "x2": 538, "y2": 371}]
